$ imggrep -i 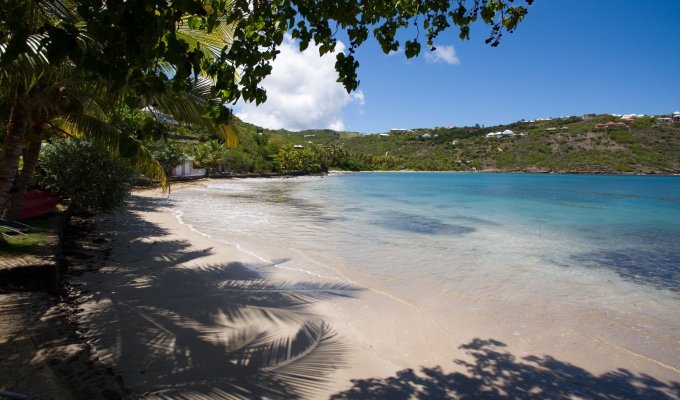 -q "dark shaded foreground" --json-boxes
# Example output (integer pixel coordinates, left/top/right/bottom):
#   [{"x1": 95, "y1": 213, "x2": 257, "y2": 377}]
[
  {"x1": 66, "y1": 195, "x2": 362, "y2": 399},
  {"x1": 331, "y1": 338, "x2": 680, "y2": 399}
]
